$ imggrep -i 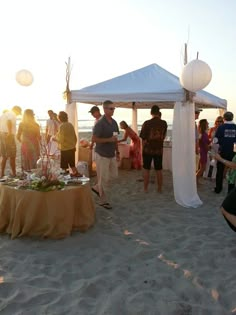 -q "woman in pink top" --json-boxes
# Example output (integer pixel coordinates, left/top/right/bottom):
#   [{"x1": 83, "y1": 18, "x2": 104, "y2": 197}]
[
  {"x1": 196, "y1": 119, "x2": 210, "y2": 183},
  {"x1": 118, "y1": 121, "x2": 142, "y2": 169}
]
